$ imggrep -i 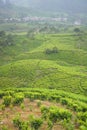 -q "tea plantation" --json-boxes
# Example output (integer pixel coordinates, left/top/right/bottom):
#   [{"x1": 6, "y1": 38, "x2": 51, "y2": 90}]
[{"x1": 0, "y1": 31, "x2": 87, "y2": 130}]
